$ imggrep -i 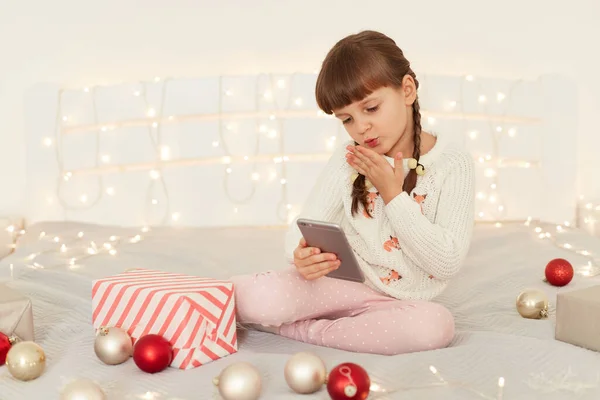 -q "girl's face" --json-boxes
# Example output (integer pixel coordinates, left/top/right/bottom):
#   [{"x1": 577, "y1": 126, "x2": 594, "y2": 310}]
[{"x1": 332, "y1": 76, "x2": 417, "y2": 156}]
